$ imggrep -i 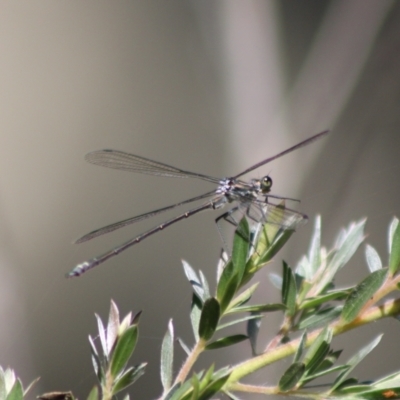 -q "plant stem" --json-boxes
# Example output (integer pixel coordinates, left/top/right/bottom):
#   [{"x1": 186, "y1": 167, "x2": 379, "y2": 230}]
[
  {"x1": 174, "y1": 339, "x2": 206, "y2": 385},
  {"x1": 225, "y1": 297, "x2": 400, "y2": 387}
]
